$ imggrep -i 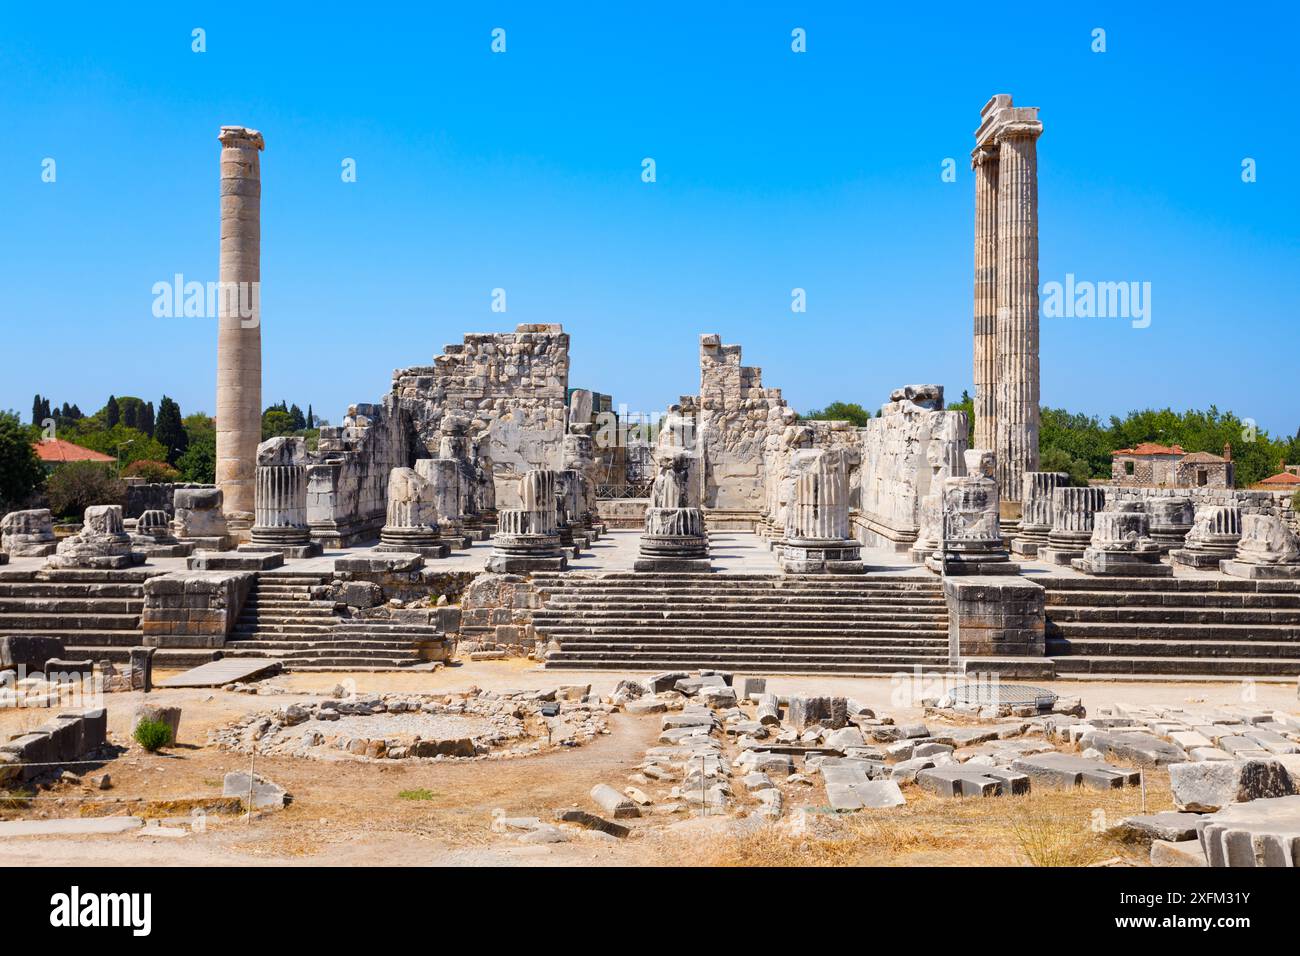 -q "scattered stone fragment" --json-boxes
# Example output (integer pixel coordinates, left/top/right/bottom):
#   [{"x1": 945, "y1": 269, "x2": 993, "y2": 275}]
[
  {"x1": 1108, "y1": 812, "x2": 1204, "y2": 845},
  {"x1": 223, "y1": 771, "x2": 290, "y2": 809},
  {"x1": 1198, "y1": 795, "x2": 1300, "y2": 867},
  {"x1": 590, "y1": 783, "x2": 640, "y2": 818},
  {"x1": 556, "y1": 808, "x2": 630, "y2": 838},
  {"x1": 1169, "y1": 759, "x2": 1295, "y2": 813},
  {"x1": 1150, "y1": 839, "x2": 1208, "y2": 867}
]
